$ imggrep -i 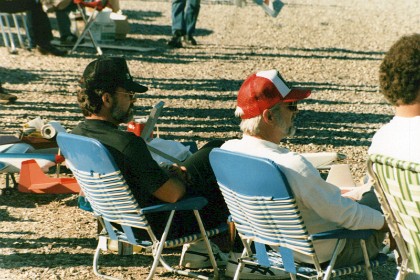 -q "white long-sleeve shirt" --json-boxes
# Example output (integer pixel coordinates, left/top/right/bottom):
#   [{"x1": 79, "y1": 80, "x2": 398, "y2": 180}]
[{"x1": 221, "y1": 135, "x2": 384, "y2": 263}]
